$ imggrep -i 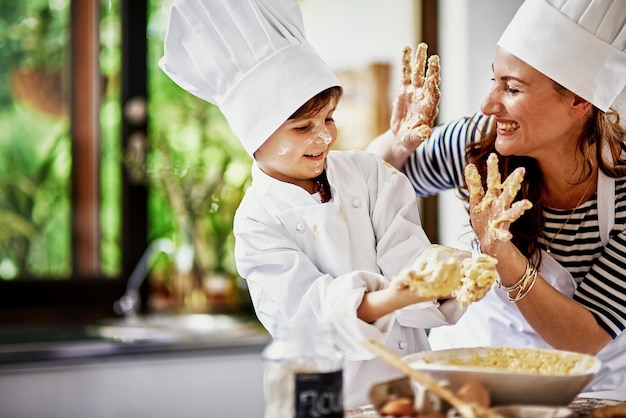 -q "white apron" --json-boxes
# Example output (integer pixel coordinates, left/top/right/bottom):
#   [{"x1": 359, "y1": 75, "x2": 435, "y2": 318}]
[{"x1": 429, "y1": 171, "x2": 626, "y2": 399}]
